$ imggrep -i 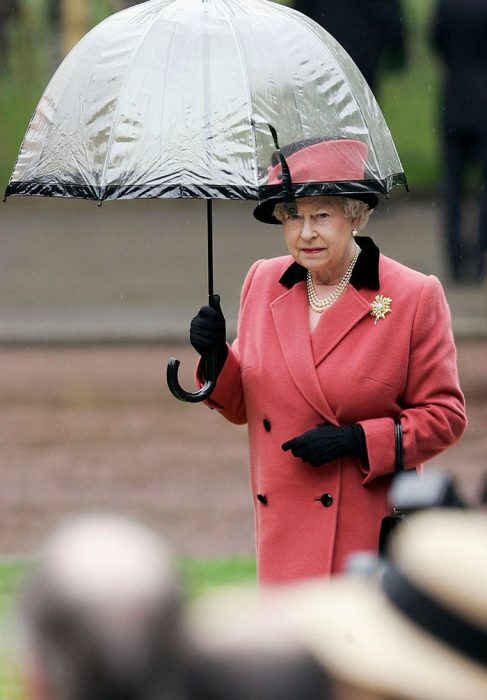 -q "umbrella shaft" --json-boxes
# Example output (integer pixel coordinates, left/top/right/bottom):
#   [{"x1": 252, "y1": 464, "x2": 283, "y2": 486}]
[{"x1": 207, "y1": 199, "x2": 214, "y2": 303}]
